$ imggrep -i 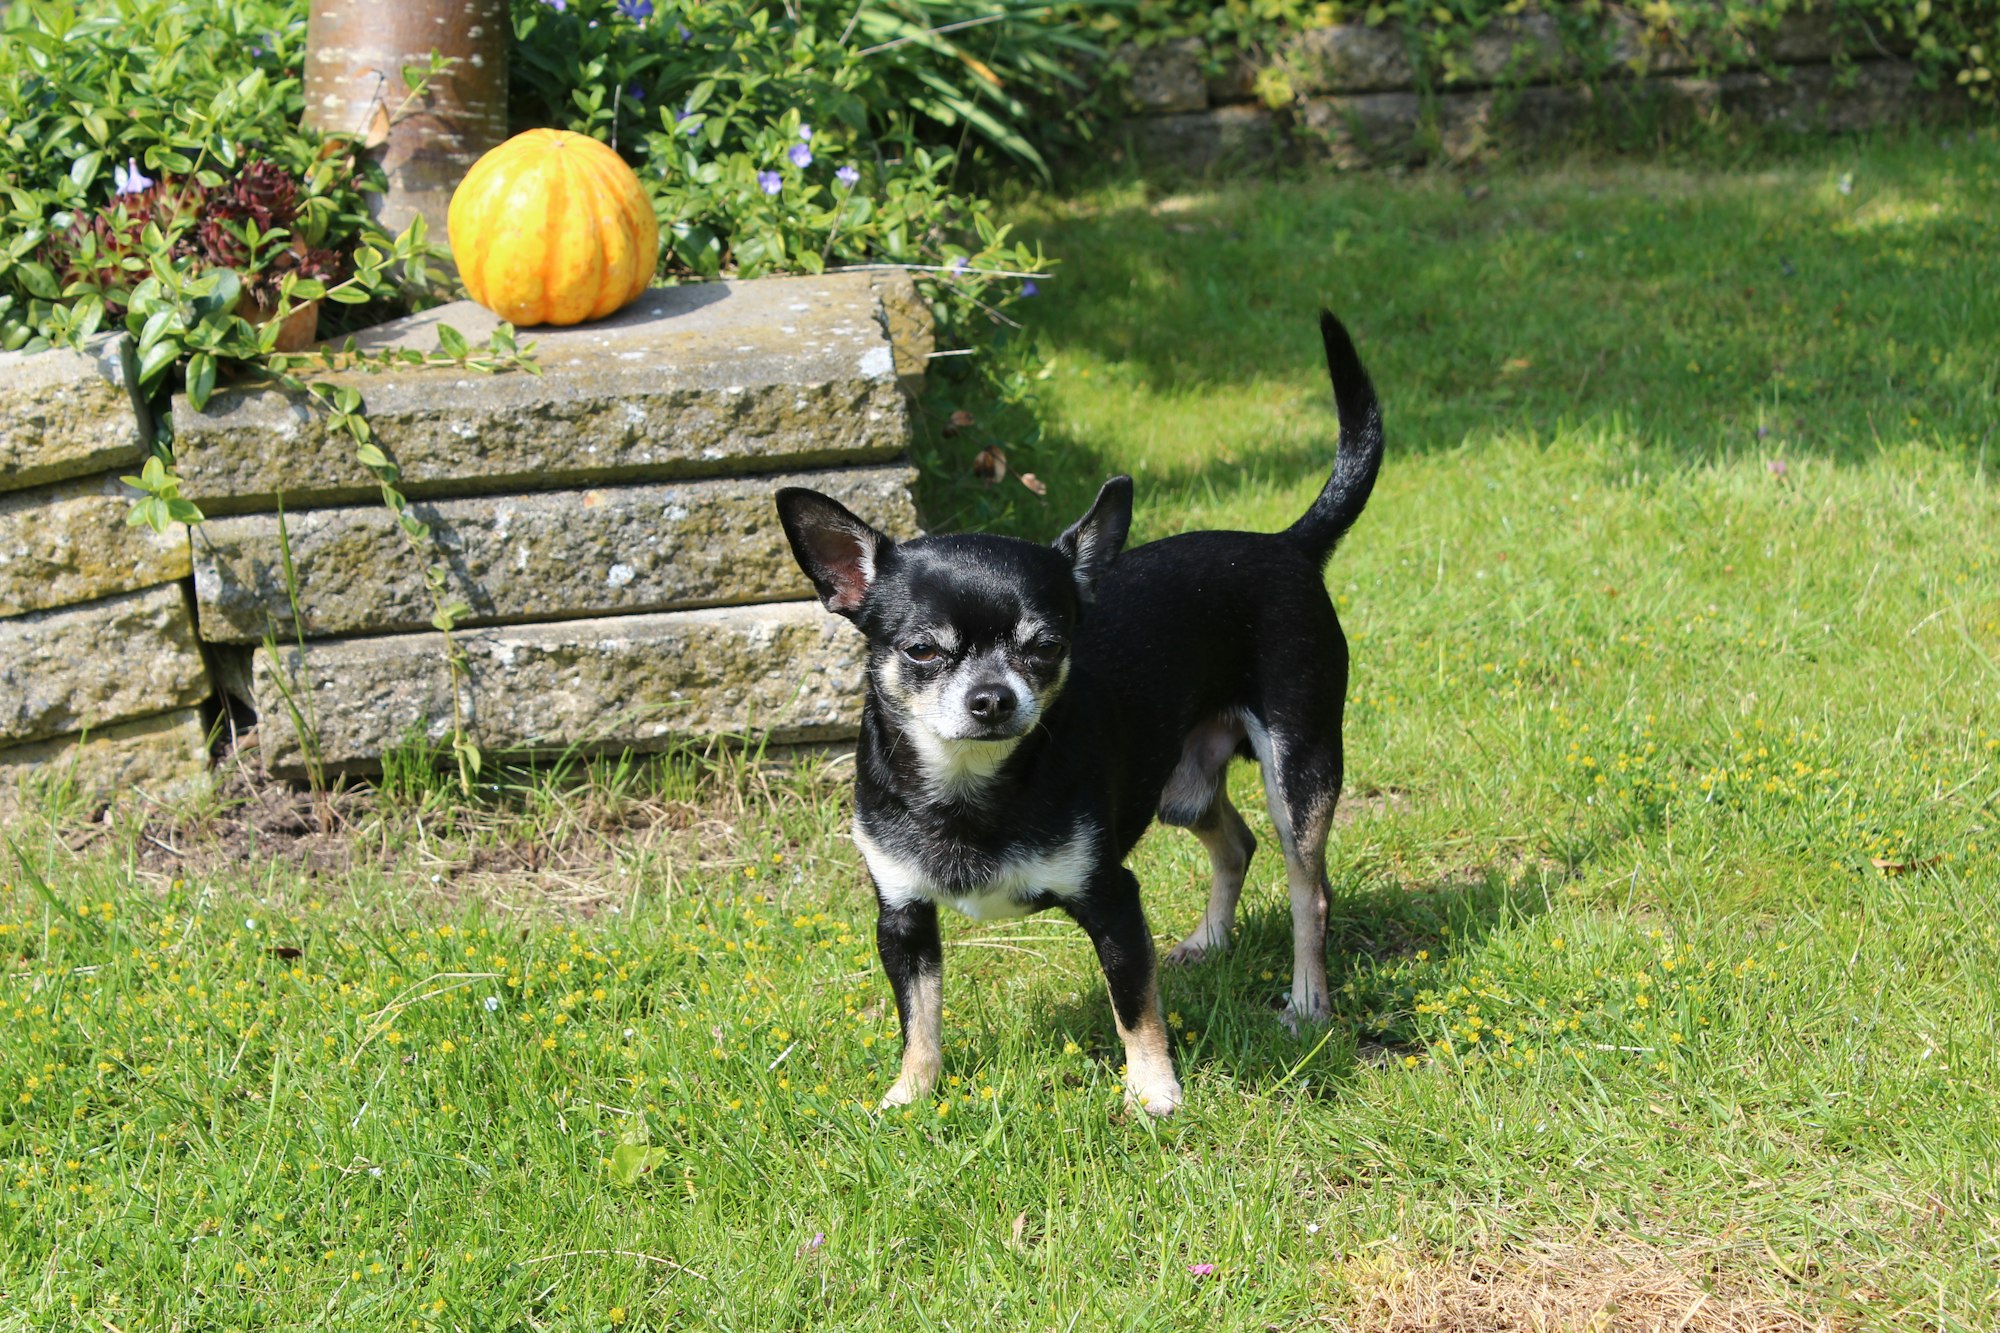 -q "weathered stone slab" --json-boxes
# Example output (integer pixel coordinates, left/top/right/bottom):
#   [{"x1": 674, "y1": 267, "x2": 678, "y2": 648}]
[
  {"x1": 249, "y1": 600, "x2": 868, "y2": 776},
  {"x1": 0, "y1": 337, "x2": 146, "y2": 493},
  {"x1": 0, "y1": 707, "x2": 210, "y2": 816},
  {"x1": 172, "y1": 273, "x2": 914, "y2": 515},
  {"x1": 1129, "y1": 104, "x2": 1283, "y2": 174},
  {"x1": 0, "y1": 584, "x2": 209, "y2": 746},
  {"x1": 1119, "y1": 39, "x2": 1209, "y2": 113},
  {"x1": 1291, "y1": 59, "x2": 1942, "y2": 169},
  {"x1": 867, "y1": 269, "x2": 935, "y2": 398},
  {"x1": 1717, "y1": 60, "x2": 1926, "y2": 133},
  {"x1": 0, "y1": 472, "x2": 191, "y2": 618},
  {"x1": 1462, "y1": 13, "x2": 1569, "y2": 85},
  {"x1": 1296, "y1": 91, "x2": 1425, "y2": 168},
  {"x1": 1282, "y1": 24, "x2": 1414, "y2": 95},
  {"x1": 191, "y1": 464, "x2": 920, "y2": 643}
]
